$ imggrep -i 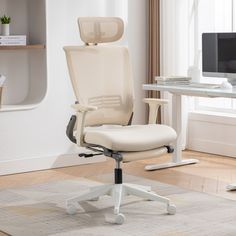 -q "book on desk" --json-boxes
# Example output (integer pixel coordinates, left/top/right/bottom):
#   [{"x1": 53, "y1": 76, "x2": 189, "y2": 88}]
[{"x1": 155, "y1": 76, "x2": 224, "y2": 89}]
